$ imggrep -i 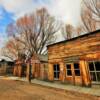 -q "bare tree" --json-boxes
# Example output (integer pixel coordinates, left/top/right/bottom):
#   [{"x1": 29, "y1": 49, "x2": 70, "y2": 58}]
[
  {"x1": 6, "y1": 8, "x2": 60, "y2": 59},
  {"x1": 75, "y1": 25, "x2": 83, "y2": 36},
  {"x1": 83, "y1": 0, "x2": 100, "y2": 22},
  {"x1": 2, "y1": 38, "x2": 26, "y2": 61},
  {"x1": 62, "y1": 24, "x2": 74, "y2": 40},
  {"x1": 79, "y1": 0, "x2": 100, "y2": 33},
  {"x1": 18, "y1": 8, "x2": 59, "y2": 56},
  {"x1": 81, "y1": 8, "x2": 97, "y2": 32}
]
